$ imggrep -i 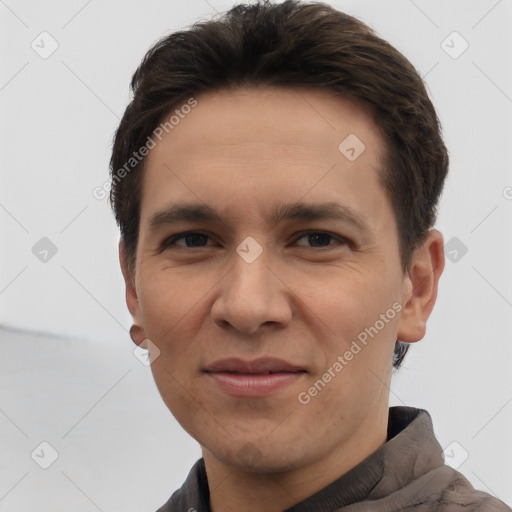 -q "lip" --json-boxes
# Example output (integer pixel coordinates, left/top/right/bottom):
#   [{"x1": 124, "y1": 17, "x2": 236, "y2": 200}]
[
  {"x1": 203, "y1": 357, "x2": 307, "y2": 398},
  {"x1": 203, "y1": 357, "x2": 305, "y2": 374}
]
